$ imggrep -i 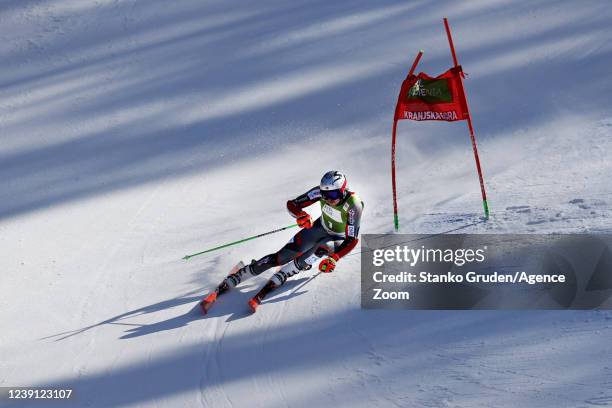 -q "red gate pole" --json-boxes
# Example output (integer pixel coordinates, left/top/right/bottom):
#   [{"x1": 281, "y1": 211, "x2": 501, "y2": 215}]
[
  {"x1": 443, "y1": 18, "x2": 489, "y2": 219},
  {"x1": 391, "y1": 119, "x2": 400, "y2": 231},
  {"x1": 392, "y1": 50, "x2": 423, "y2": 231}
]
